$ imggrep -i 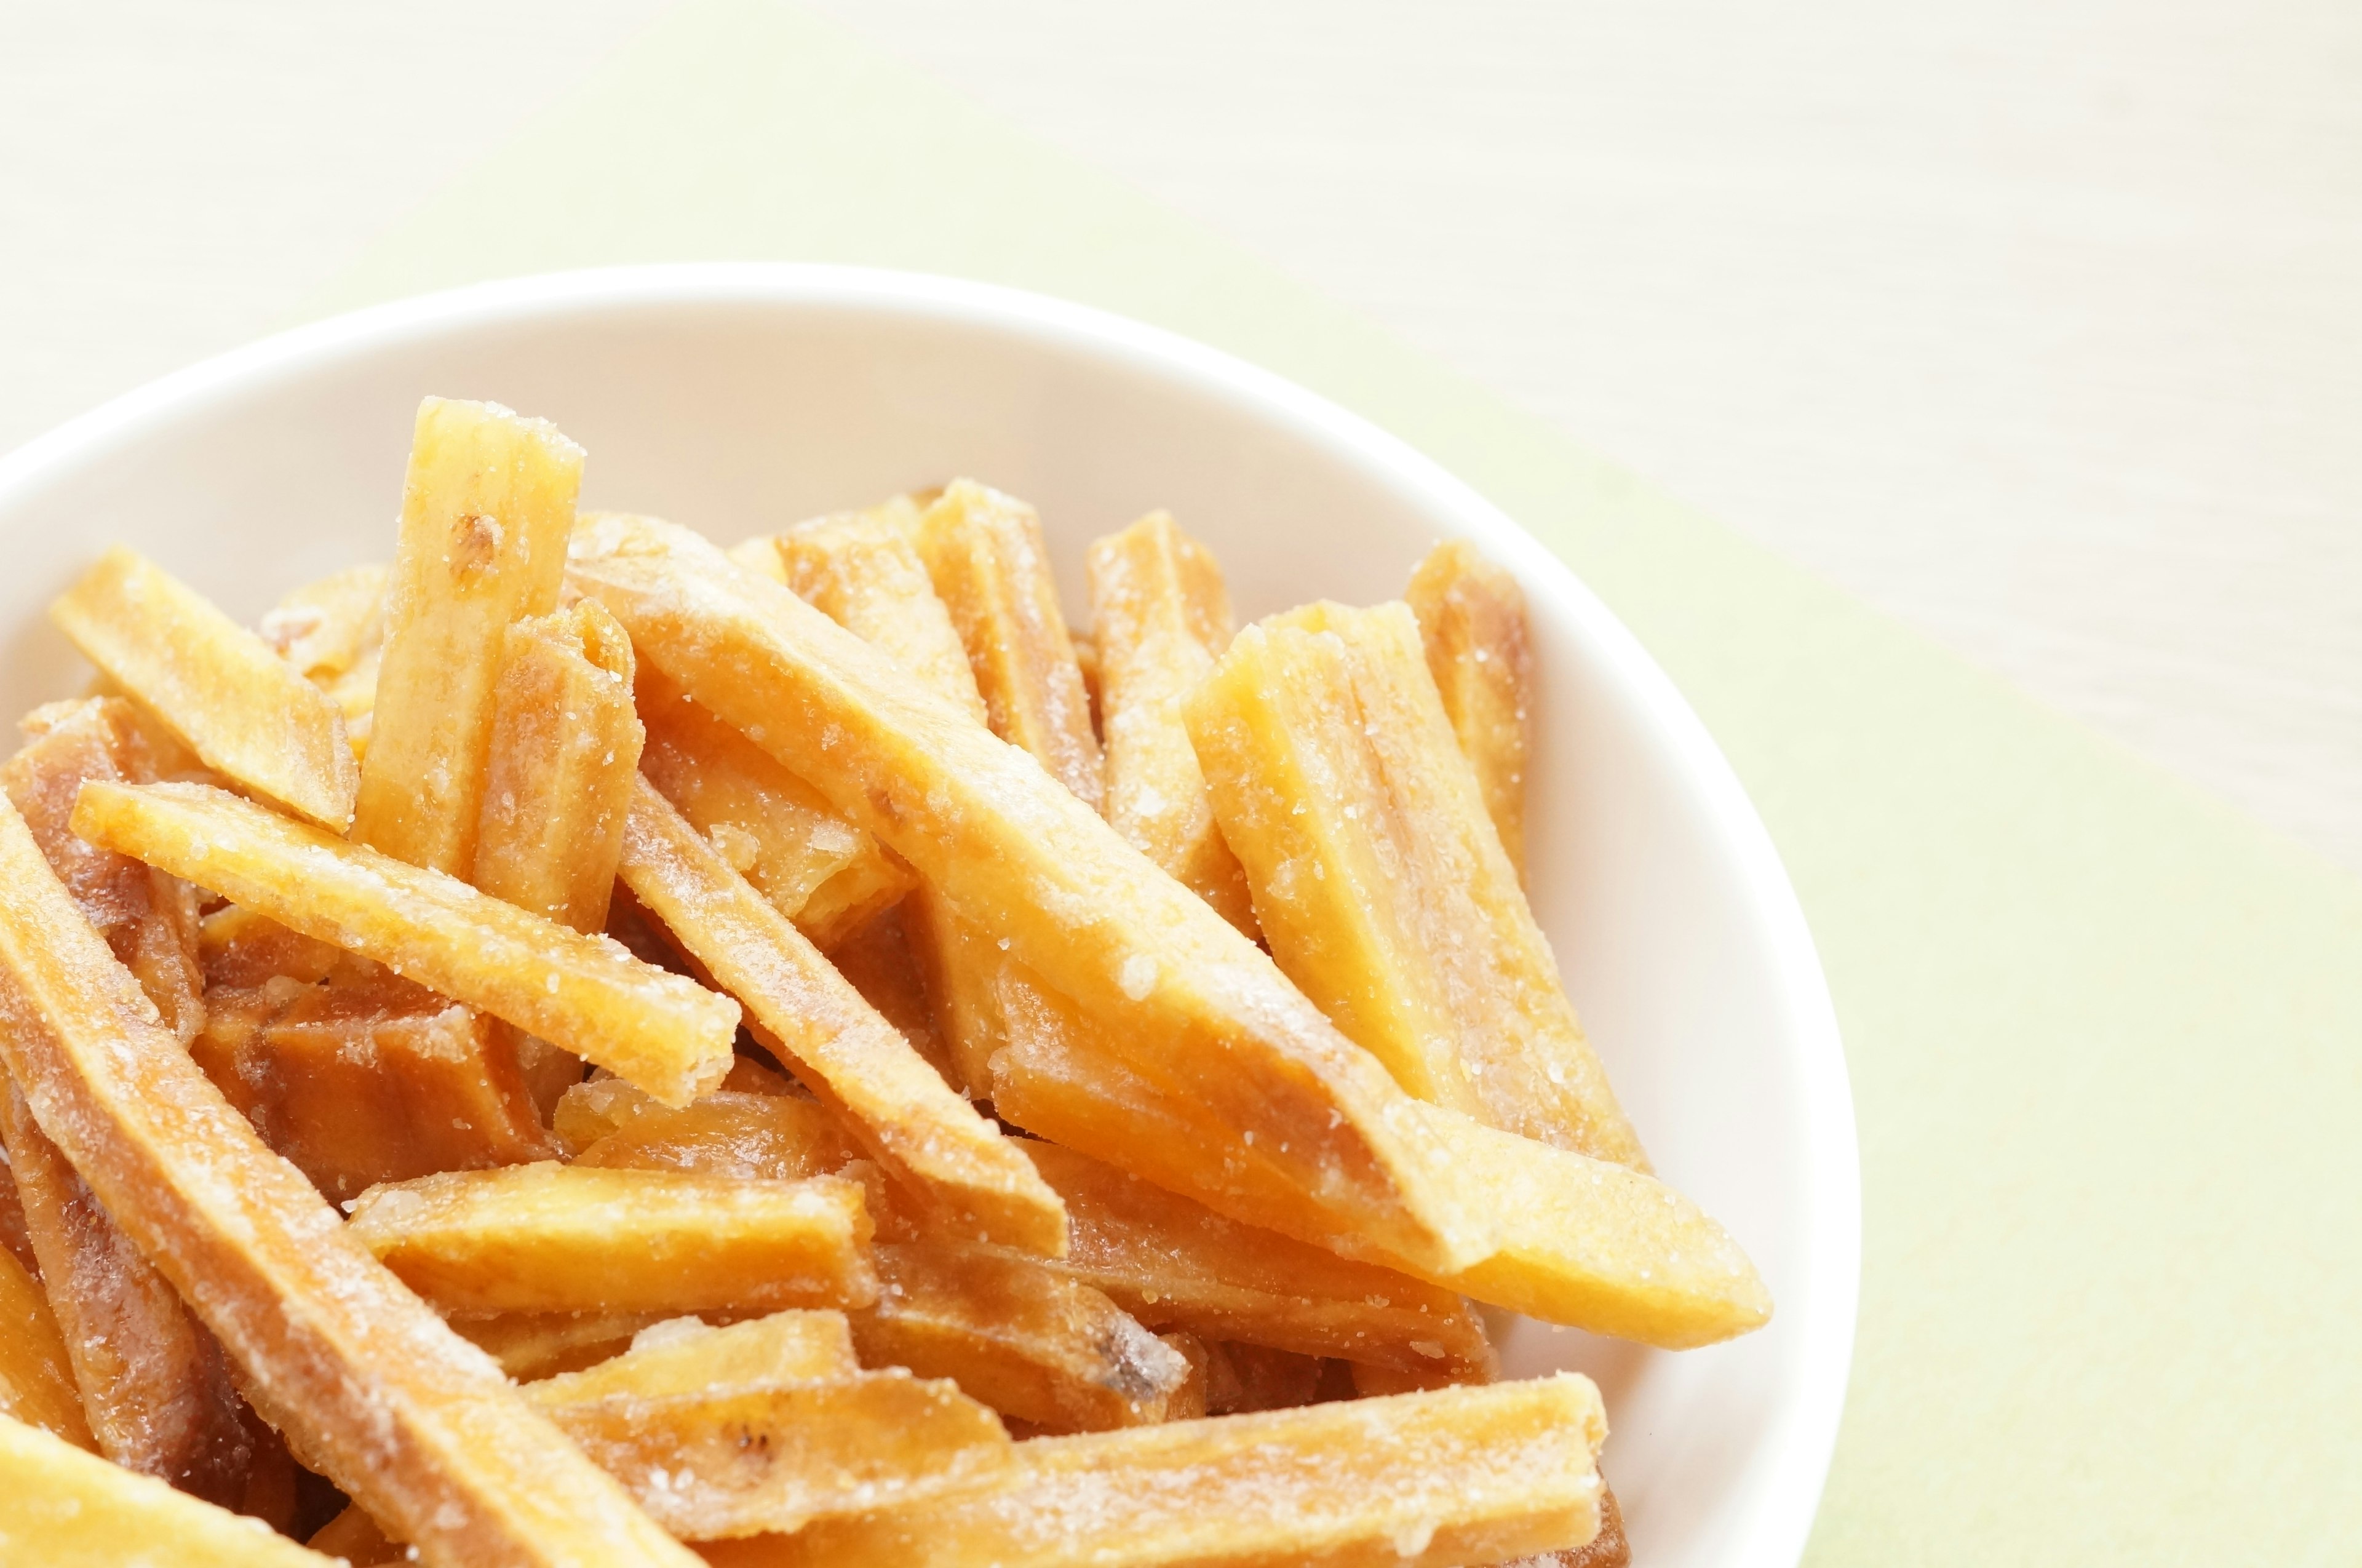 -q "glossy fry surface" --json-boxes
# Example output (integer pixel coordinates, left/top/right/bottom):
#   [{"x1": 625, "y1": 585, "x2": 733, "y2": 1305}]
[
  {"x1": 0, "y1": 1244, "x2": 94, "y2": 1449},
  {"x1": 451, "y1": 1311, "x2": 669, "y2": 1382},
  {"x1": 568, "y1": 1089, "x2": 862, "y2": 1182},
  {"x1": 779, "y1": 504, "x2": 989, "y2": 728},
  {"x1": 527, "y1": 1311, "x2": 858, "y2": 1404},
  {"x1": 258, "y1": 562, "x2": 388, "y2": 686},
  {"x1": 1405, "y1": 541, "x2": 1535, "y2": 880}
]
